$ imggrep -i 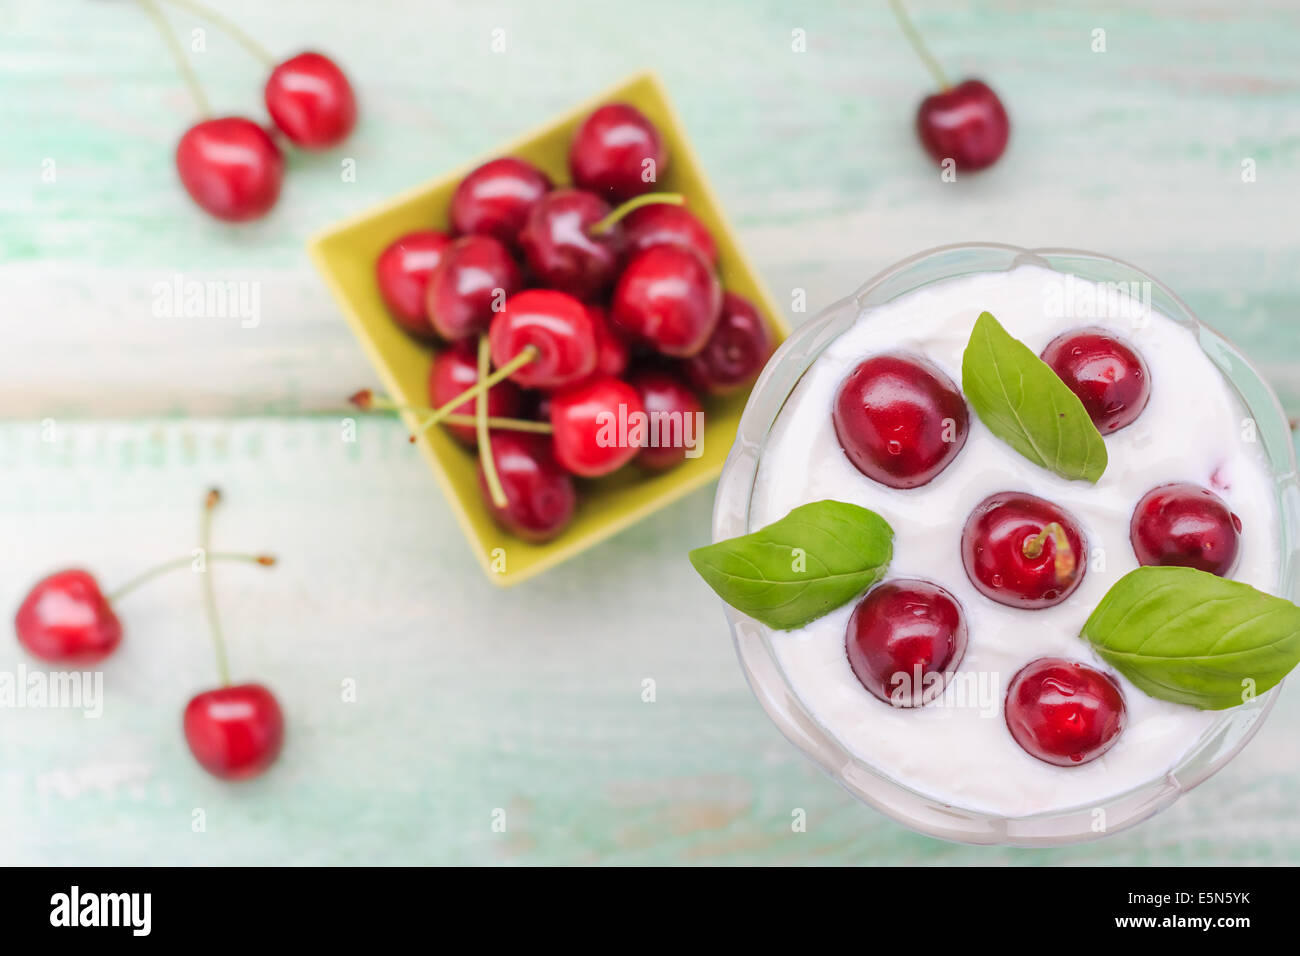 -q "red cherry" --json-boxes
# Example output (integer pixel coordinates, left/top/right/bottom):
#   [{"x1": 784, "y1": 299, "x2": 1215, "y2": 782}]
[
  {"x1": 627, "y1": 369, "x2": 704, "y2": 471},
  {"x1": 832, "y1": 354, "x2": 968, "y2": 489},
  {"x1": 478, "y1": 432, "x2": 577, "y2": 542},
  {"x1": 1041, "y1": 328, "x2": 1150, "y2": 433},
  {"x1": 175, "y1": 117, "x2": 284, "y2": 222},
  {"x1": 427, "y1": 342, "x2": 526, "y2": 446},
  {"x1": 681, "y1": 291, "x2": 774, "y2": 395},
  {"x1": 519, "y1": 189, "x2": 623, "y2": 301},
  {"x1": 549, "y1": 375, "x2": 646, "y2": 477},
  {"x1": 1130, "y1": 482, "x2": 1242, "y2": 577},
  {"x1": 264, "y1": 52, "x2": 356, "y2": 149},
  {"x1": 961, "y1": 492, "x2": 1087, "y2": 609},
  {"x1": 622, "y1": 202, "x2": 717, "y2": 267},
  {"x1": 450, "y1": 157, "x2": 552, "y2": 248},
  {"x1": 489, "y1": 289, "x2": 598, "y2": 389},
  {"x1": 846, "y1": 579, "x2": 968, "y2": 708},
  {"x1": 1005, "y1": 658, "x2": 1126, "y2": 766},
  {"x1": 183, "y1": 683, "x2": 285, "y2": 780},
  {"x1": 425, "y1": 235, "x2": 522, "y2": 341},
  {"x1": 375, "y1": 230, "x2": 451, "y2": 338},
  {"x1": 610, "y1": 246, "x2": 722, "y2": 358},
  {"x1": 14, "y1": 569, "x2": 122, "y2": 664},
  {"x1": 569, "y1": 103, "x2": 667, "y2": 202},
  {"x1": 587, "y1": 305, "x2": 630, "y2": 380},
  {"x1": 916, "y1": 79, "x2": 1010, "y2": 173}
]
